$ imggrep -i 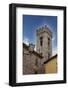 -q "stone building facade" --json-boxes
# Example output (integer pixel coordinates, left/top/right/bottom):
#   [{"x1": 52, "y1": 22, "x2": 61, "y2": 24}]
[
  {"x1": 23, "y1": 43, "x2": 44, "y2": 74},
  {"x1": 23, "y1": 25, "x2": 56, "y2": 75}
]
